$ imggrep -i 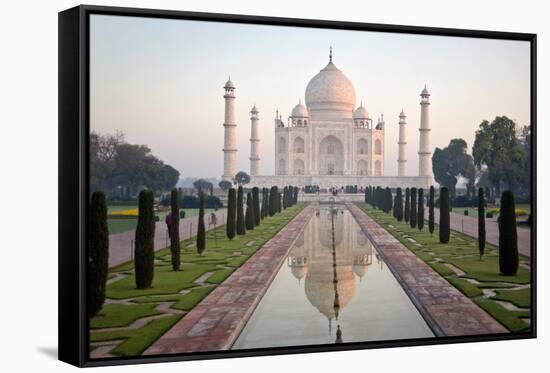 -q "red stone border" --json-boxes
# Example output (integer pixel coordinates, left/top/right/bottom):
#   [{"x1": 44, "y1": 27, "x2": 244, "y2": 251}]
[
  {"x1": 144, "y1": 204, "x2": 315, "y2": 354},
  {"x1": 346, "y1": 203, "x2": 508, "y2": 337}
]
